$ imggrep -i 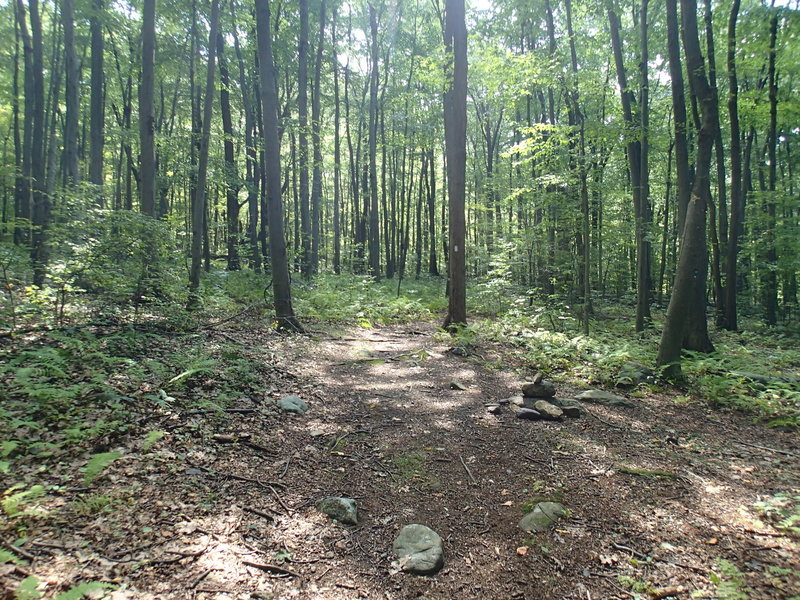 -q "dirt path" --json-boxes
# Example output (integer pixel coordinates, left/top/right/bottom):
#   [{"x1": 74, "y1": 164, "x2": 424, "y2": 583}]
[{"x1": 6, "y1": 321, "x2": 798, "y2": 599}]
